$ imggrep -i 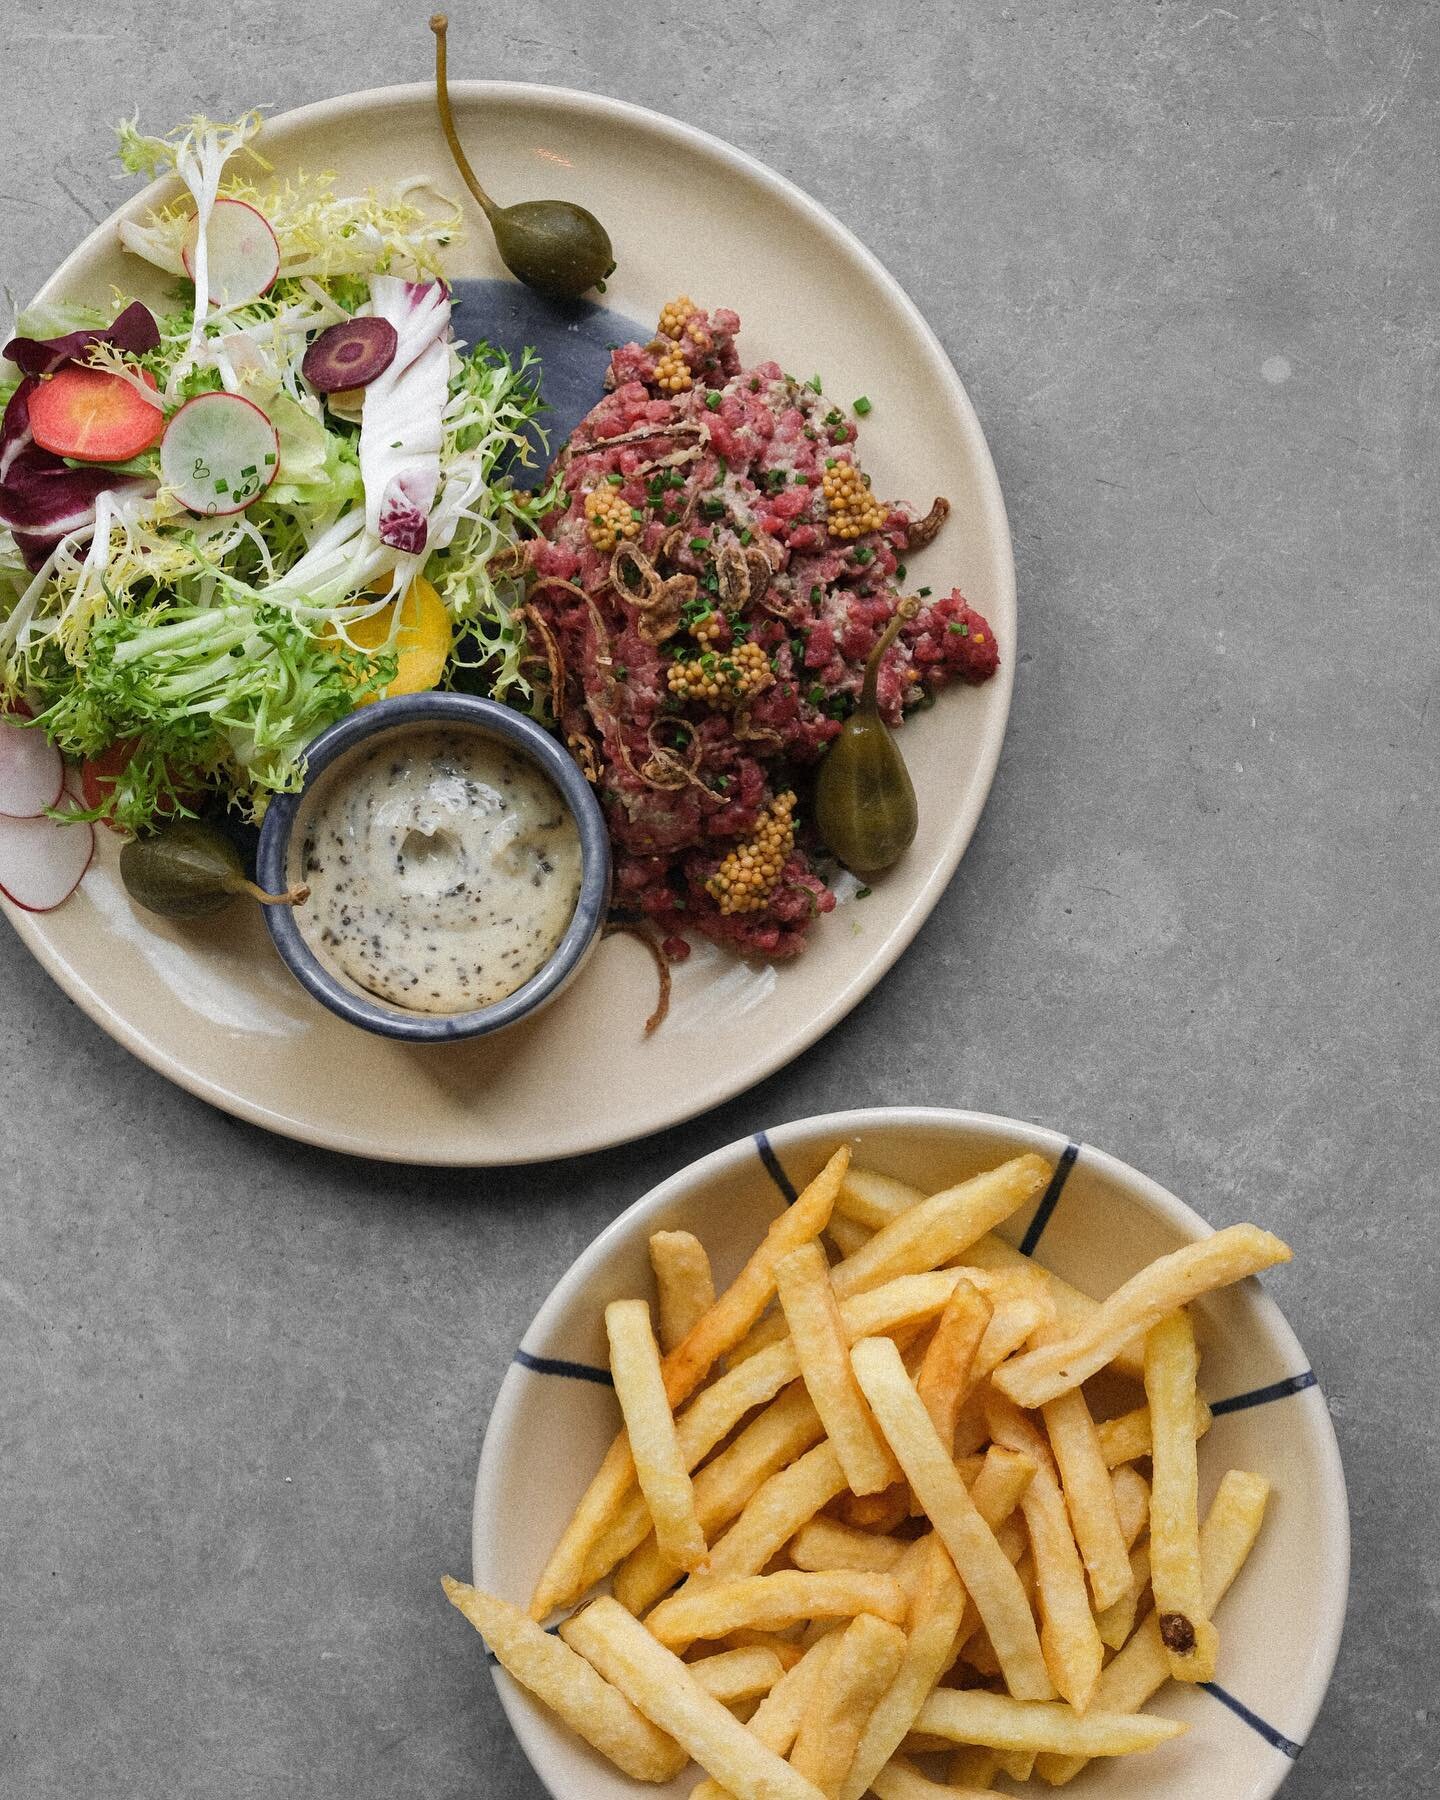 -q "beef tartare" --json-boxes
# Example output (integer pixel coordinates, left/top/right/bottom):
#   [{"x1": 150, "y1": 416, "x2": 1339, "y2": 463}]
[{"x1": 523, "y1": 298, "x2": 998, "y2": 960}]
